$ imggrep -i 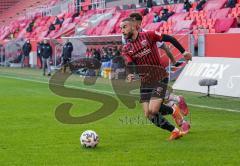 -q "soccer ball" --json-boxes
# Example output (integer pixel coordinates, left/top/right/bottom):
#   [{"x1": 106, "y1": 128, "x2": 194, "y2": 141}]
[{"x1": 80, "y1": 130, "x2": 99, "y2": 148}]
